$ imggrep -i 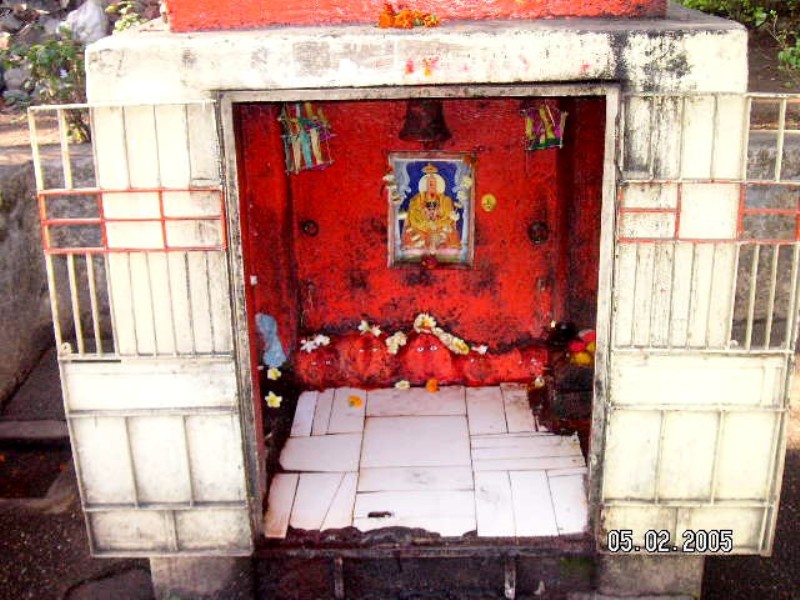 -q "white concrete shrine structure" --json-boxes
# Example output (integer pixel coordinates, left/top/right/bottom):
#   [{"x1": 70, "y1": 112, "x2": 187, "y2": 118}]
[{"x1": 28, "y1": 3, "x2": 800, "y2": 598}]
